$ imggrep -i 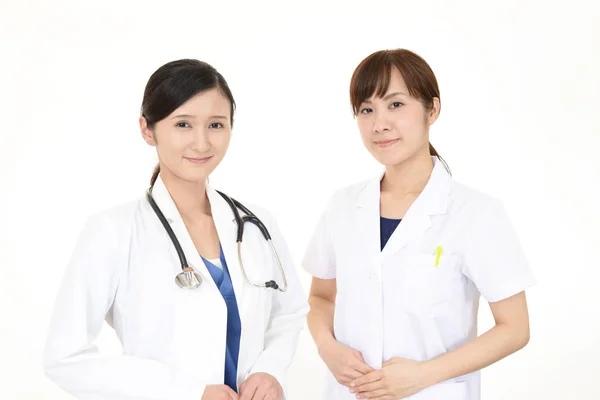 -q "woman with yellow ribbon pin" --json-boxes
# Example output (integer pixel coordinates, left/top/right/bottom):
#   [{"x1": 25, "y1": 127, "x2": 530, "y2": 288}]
[{"x1": 302, "y1": 49, "x2": 535, "y2": 400}]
